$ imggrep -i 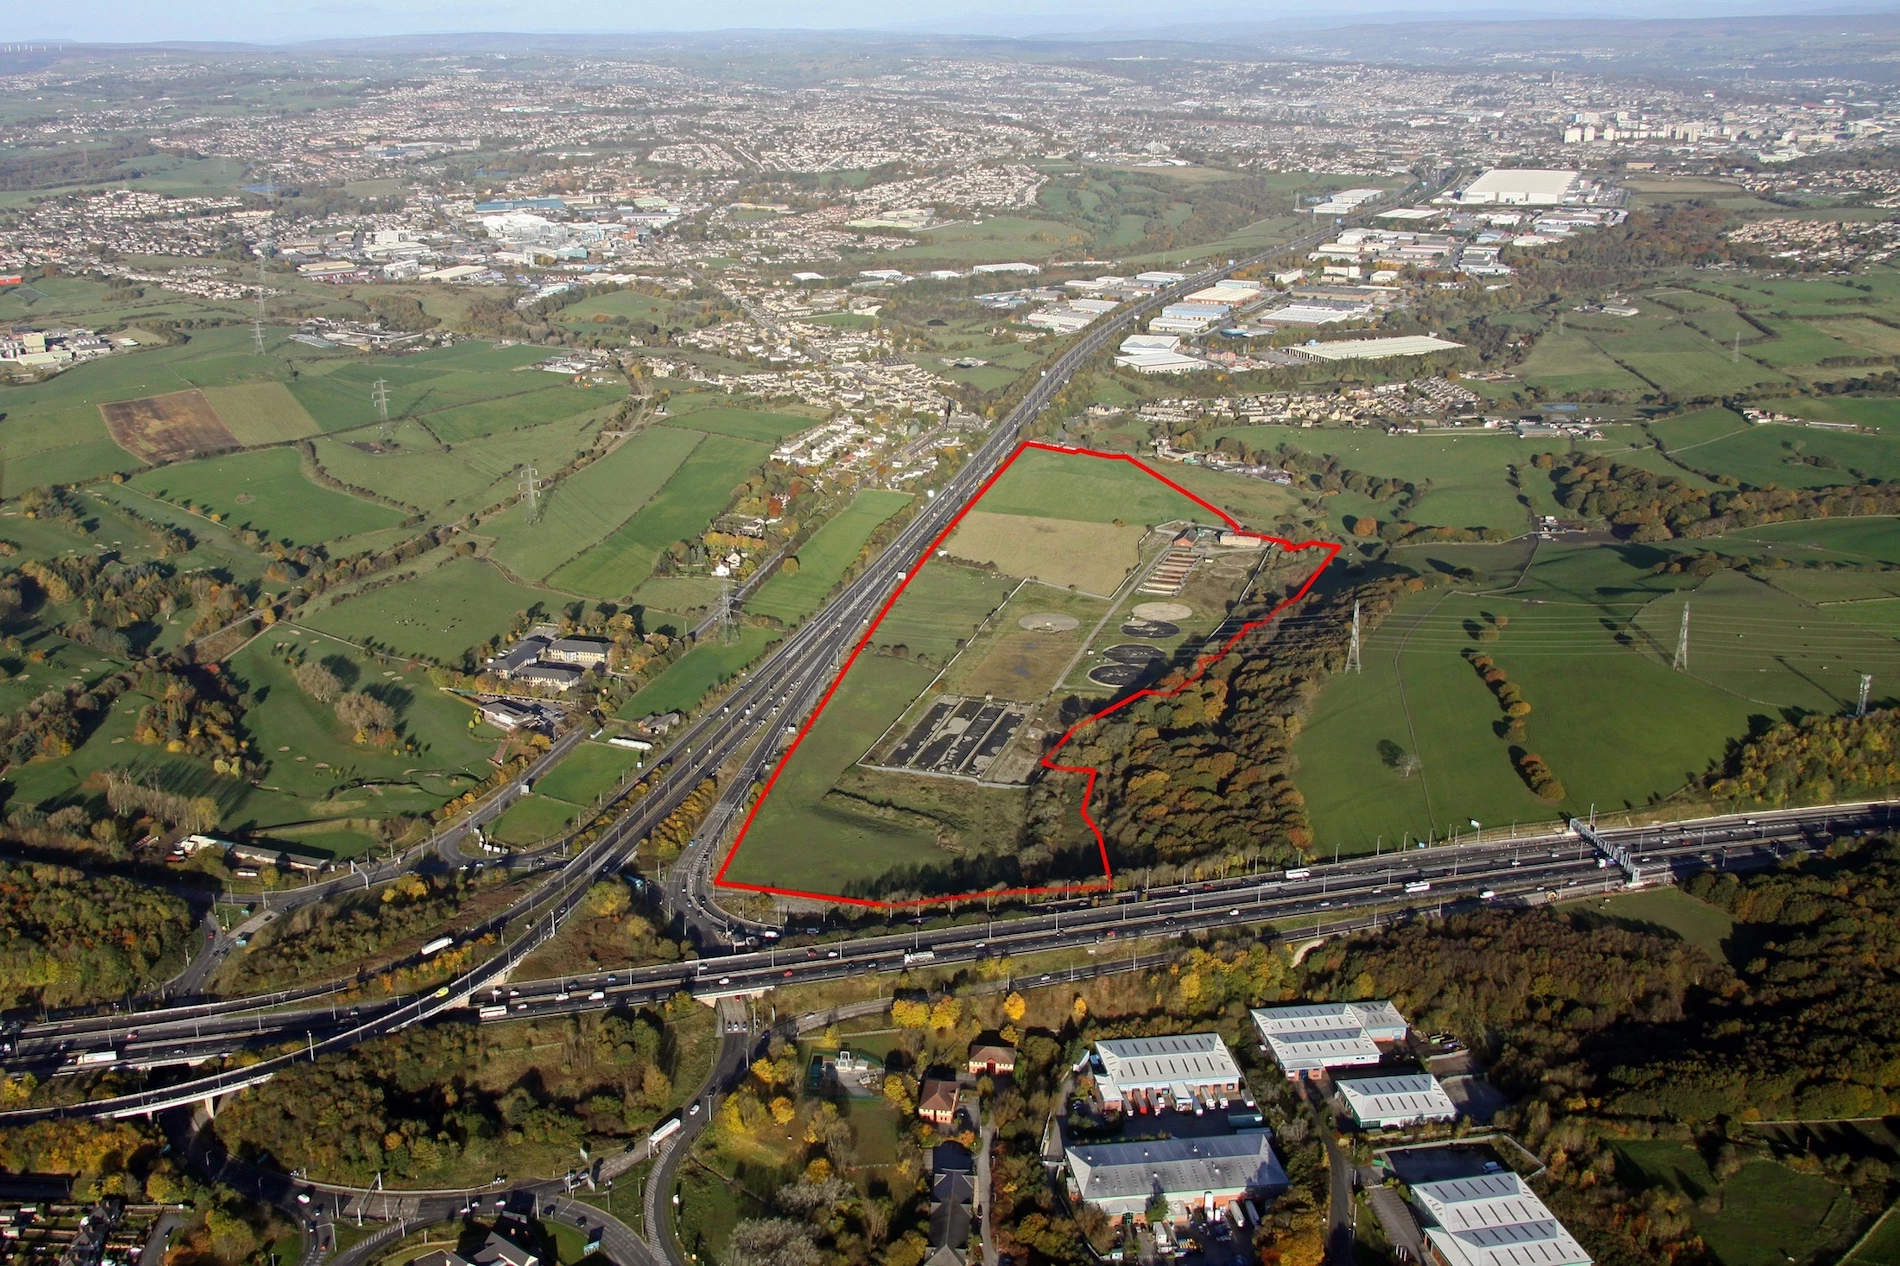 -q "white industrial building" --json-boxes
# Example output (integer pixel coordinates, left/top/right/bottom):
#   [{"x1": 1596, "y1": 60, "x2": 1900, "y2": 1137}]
[
  {"x1": 1300, "y1": 335, "x2": 1465, "y2": 361},
  {"x1": 1251, "y1": 1001, "x2": 1409, "y2": 1076},
  {"x1": 1186, "y1": 280, "x2": 1262, "y2": 305},
  {"x1": 1454, "y1": 169, "x2": 1583, "y2": 206},
  {"x1": 1409, "y1": 1173, "x2": 1592, "y2": 1266},
  {"x1": 1114, "y1": 349, "x2": 1207, "y2": 374},
  {"x1": 1267, "y1": 300, "x2": 1374, "y2": 325},
  {"x1": 1312, "y1": 187, "x2": 1384, "y2": 215},
  {"x1": 1064, "y1": 1134, "x2": 1287, "y2": 1223},
  {"x1": 1148, "y1": 301, "x2": 1231, "y2": 335},
  {"x1": 1089, "y1": 1033, "x2": 1243, "y2": 1113},
  {"x1": 1333, "y1": 1072, "x2": 1458, "y2": 1129}
]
